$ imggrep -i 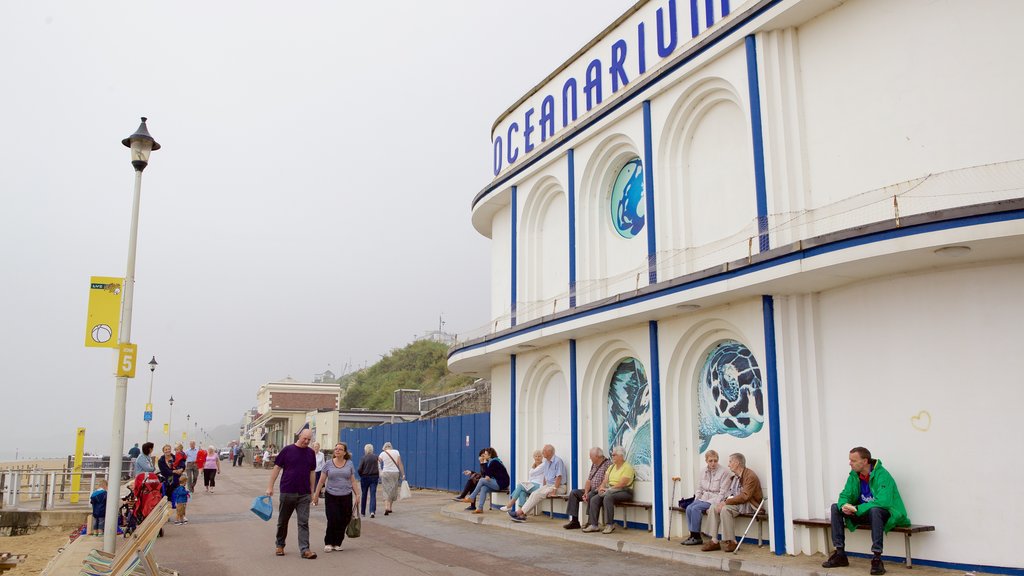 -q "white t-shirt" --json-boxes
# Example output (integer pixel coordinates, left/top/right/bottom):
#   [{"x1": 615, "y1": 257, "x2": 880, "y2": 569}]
[
  {"x1": 314, "y1": 451, "x2": 325, "y2": 472},
  {"x1": 379, "y1": 449, "x2": 401, "y2": 473}
]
